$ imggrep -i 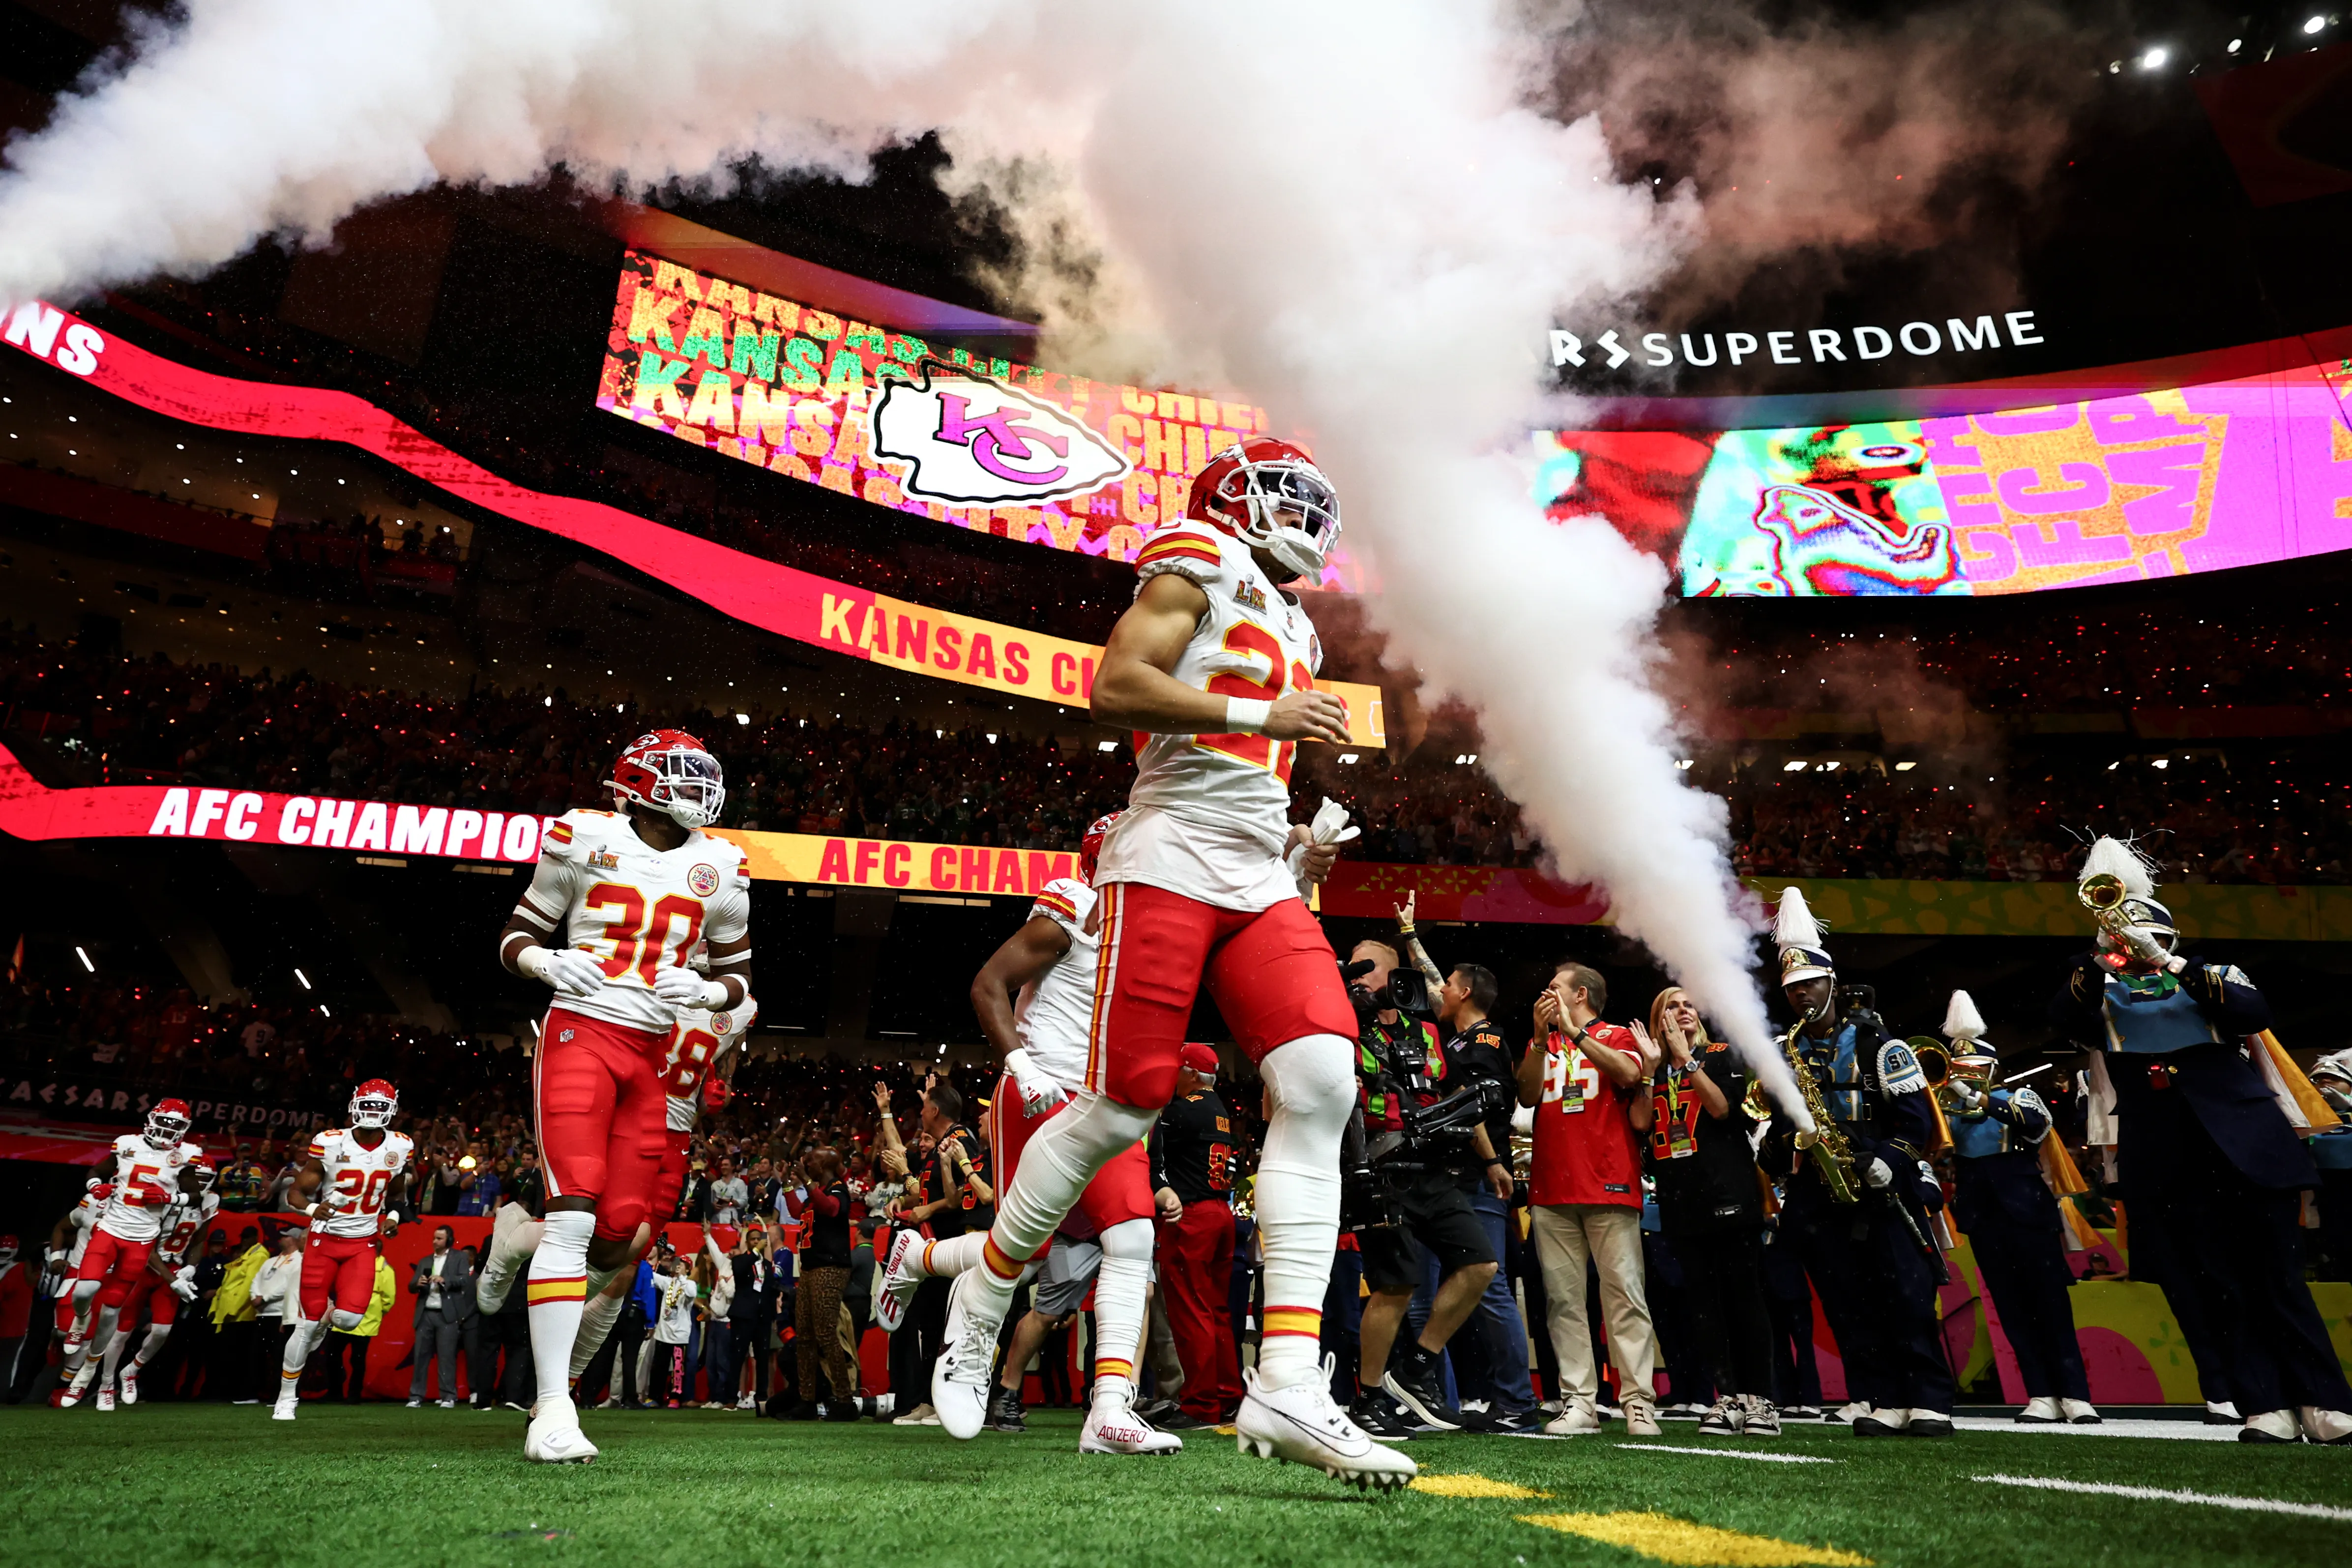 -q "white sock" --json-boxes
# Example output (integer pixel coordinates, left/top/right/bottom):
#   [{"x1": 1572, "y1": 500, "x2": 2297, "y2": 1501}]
[
  {"x1": 569, "y1": 1289, "x2": 627, "y2": 1380},
  {"x1": 528, "y1": 1210, "x2": 596, "y2": 1413},
  {"x1": 915, "y1": 1234, "x2": 988, "y2": 1280},
  {"x1": 967, "y1": 1091, "x2": 1158, "y2": 1335},
  {"x1": 1090, "y1": 1218, "x2": 1154, "y2": 1406},
  {"x1": 131, "y1": 1324, "x2": 171, "y2": 1371},
  {"x1": 279, "y1": 1311, "x2": 325, "y2": 1396},
  {"x1": 69, "y1": 1305, "x2": 121, "y2": 1377},
  {"x1": 99, "y1": 1321, "x2": 132, "y2": 1385},
  {"x1": 1253, "y1": 1034, "x2": 1352, "y2": 1389}
]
